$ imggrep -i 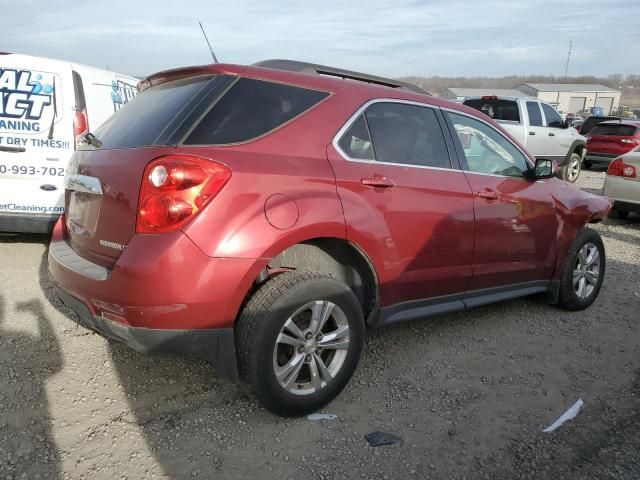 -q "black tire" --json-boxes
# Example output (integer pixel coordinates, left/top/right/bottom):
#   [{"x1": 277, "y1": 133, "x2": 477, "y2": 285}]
[
  {"x1": 561, "y1": 153, "x2": 582, "y2": 183},
  {"x1": 557, "y1": 228, "x2": 605, "y2": 311},
  {"x1": 582, "y1": 160, "x2": 593, "y2": 170},
  {"x1": 608, "y1": 208, "x2": 629, "y2": 220},
  {"x1": 236, "y1": 271, "x2": 364, "y2": 416}
]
